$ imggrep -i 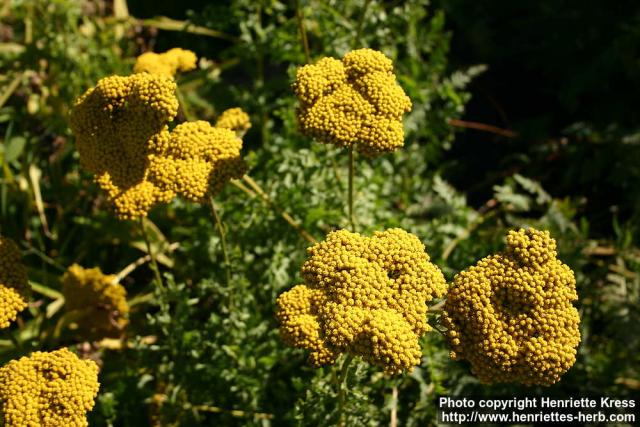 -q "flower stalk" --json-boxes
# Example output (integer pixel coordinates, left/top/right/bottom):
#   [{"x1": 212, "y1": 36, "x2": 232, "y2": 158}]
[
  {"x1": 209, "y1": 197, "x2": 232, "y2": 288},
  {"x1": 139, "y1": 218, "x2": 164, "y2": 290}
]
